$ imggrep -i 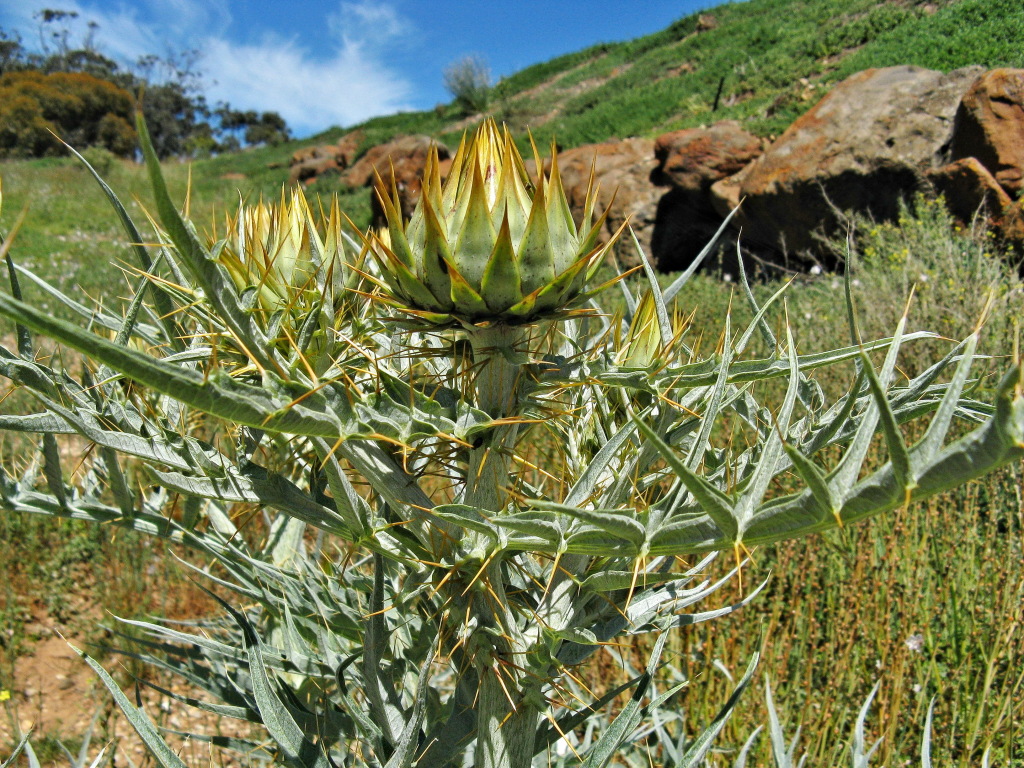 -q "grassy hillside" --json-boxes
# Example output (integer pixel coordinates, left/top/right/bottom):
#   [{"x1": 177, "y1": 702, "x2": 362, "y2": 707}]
[
  {"x1": 330, "y1": 0, "x2": 1024, "y2": 152},
  {"x1": 2, "y1": 0, "x2": 1022, "y2": 316}
]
